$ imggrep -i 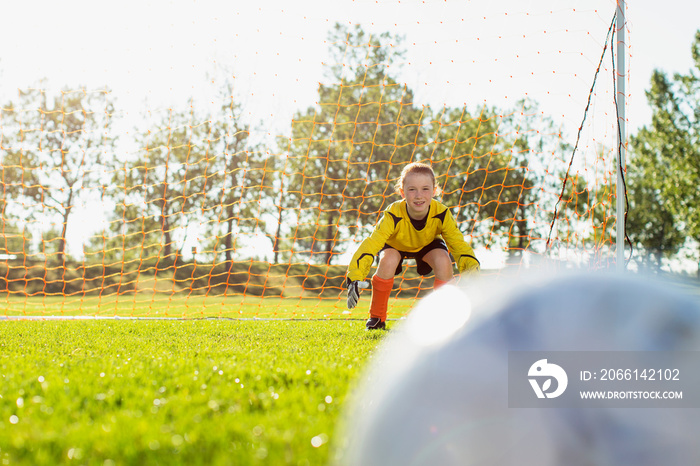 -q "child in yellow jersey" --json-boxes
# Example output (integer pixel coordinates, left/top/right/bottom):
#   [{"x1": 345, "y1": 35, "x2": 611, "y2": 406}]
[{"x1": 346, "y1": 162, "x2": 480, "y2": 330}]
